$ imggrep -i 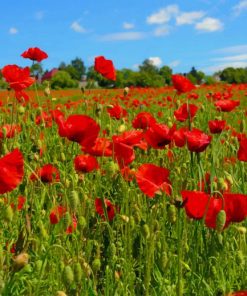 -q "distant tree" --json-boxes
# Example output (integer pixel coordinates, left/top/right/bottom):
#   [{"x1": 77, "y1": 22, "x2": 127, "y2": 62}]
[
  {"x1": 218, "y1": 67, "x2": 247, "y2": 83},
  {"x1": 30, "y1": 63, "x2": 44, "y2": 79},
  {"x1": 159, "y1": 66, "x2": 172, "y2": 85},
  {"x1": 139, "y1": 59, "x2": 159, "y2": 74},
  {"x1": 188, "y1": 67, "x2": 205, "y2": 84},
  {"x1": 58, "y1": 62, "x2": 66, "y2": 70},
  {"x1": 50, "y1": 71, "x2": 78, "y2": 89},
  {"x1": 71, "y1": 57, "x2": 86, "y2": 79}
]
